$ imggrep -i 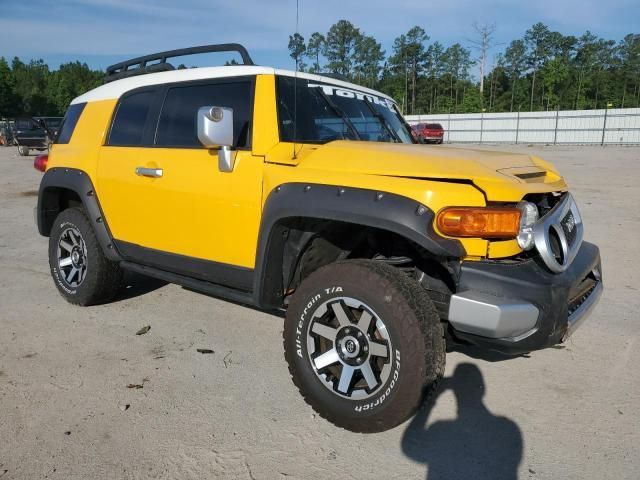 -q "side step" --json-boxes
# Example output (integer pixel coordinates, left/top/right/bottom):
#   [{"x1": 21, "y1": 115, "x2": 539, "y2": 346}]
[{"x1": 120, "y1": 261, "x2": 256, "y2": 307}]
